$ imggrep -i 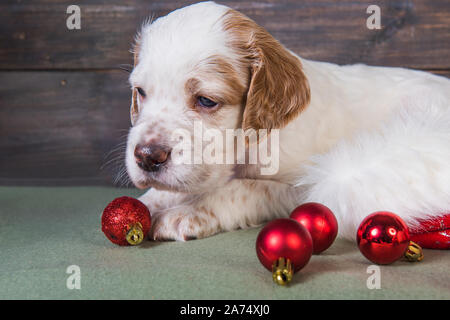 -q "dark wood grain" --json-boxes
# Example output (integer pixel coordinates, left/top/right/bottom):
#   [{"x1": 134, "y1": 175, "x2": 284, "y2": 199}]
[
  {"x1": 0, "y1": 71, "x2": 132, "y2": 186},
  {"x1": 0, "y1": 0, "x2": 449, "y2": 70},
  {"x1": 432, "y1": 70, "x2": 450, "y2": 78}
]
